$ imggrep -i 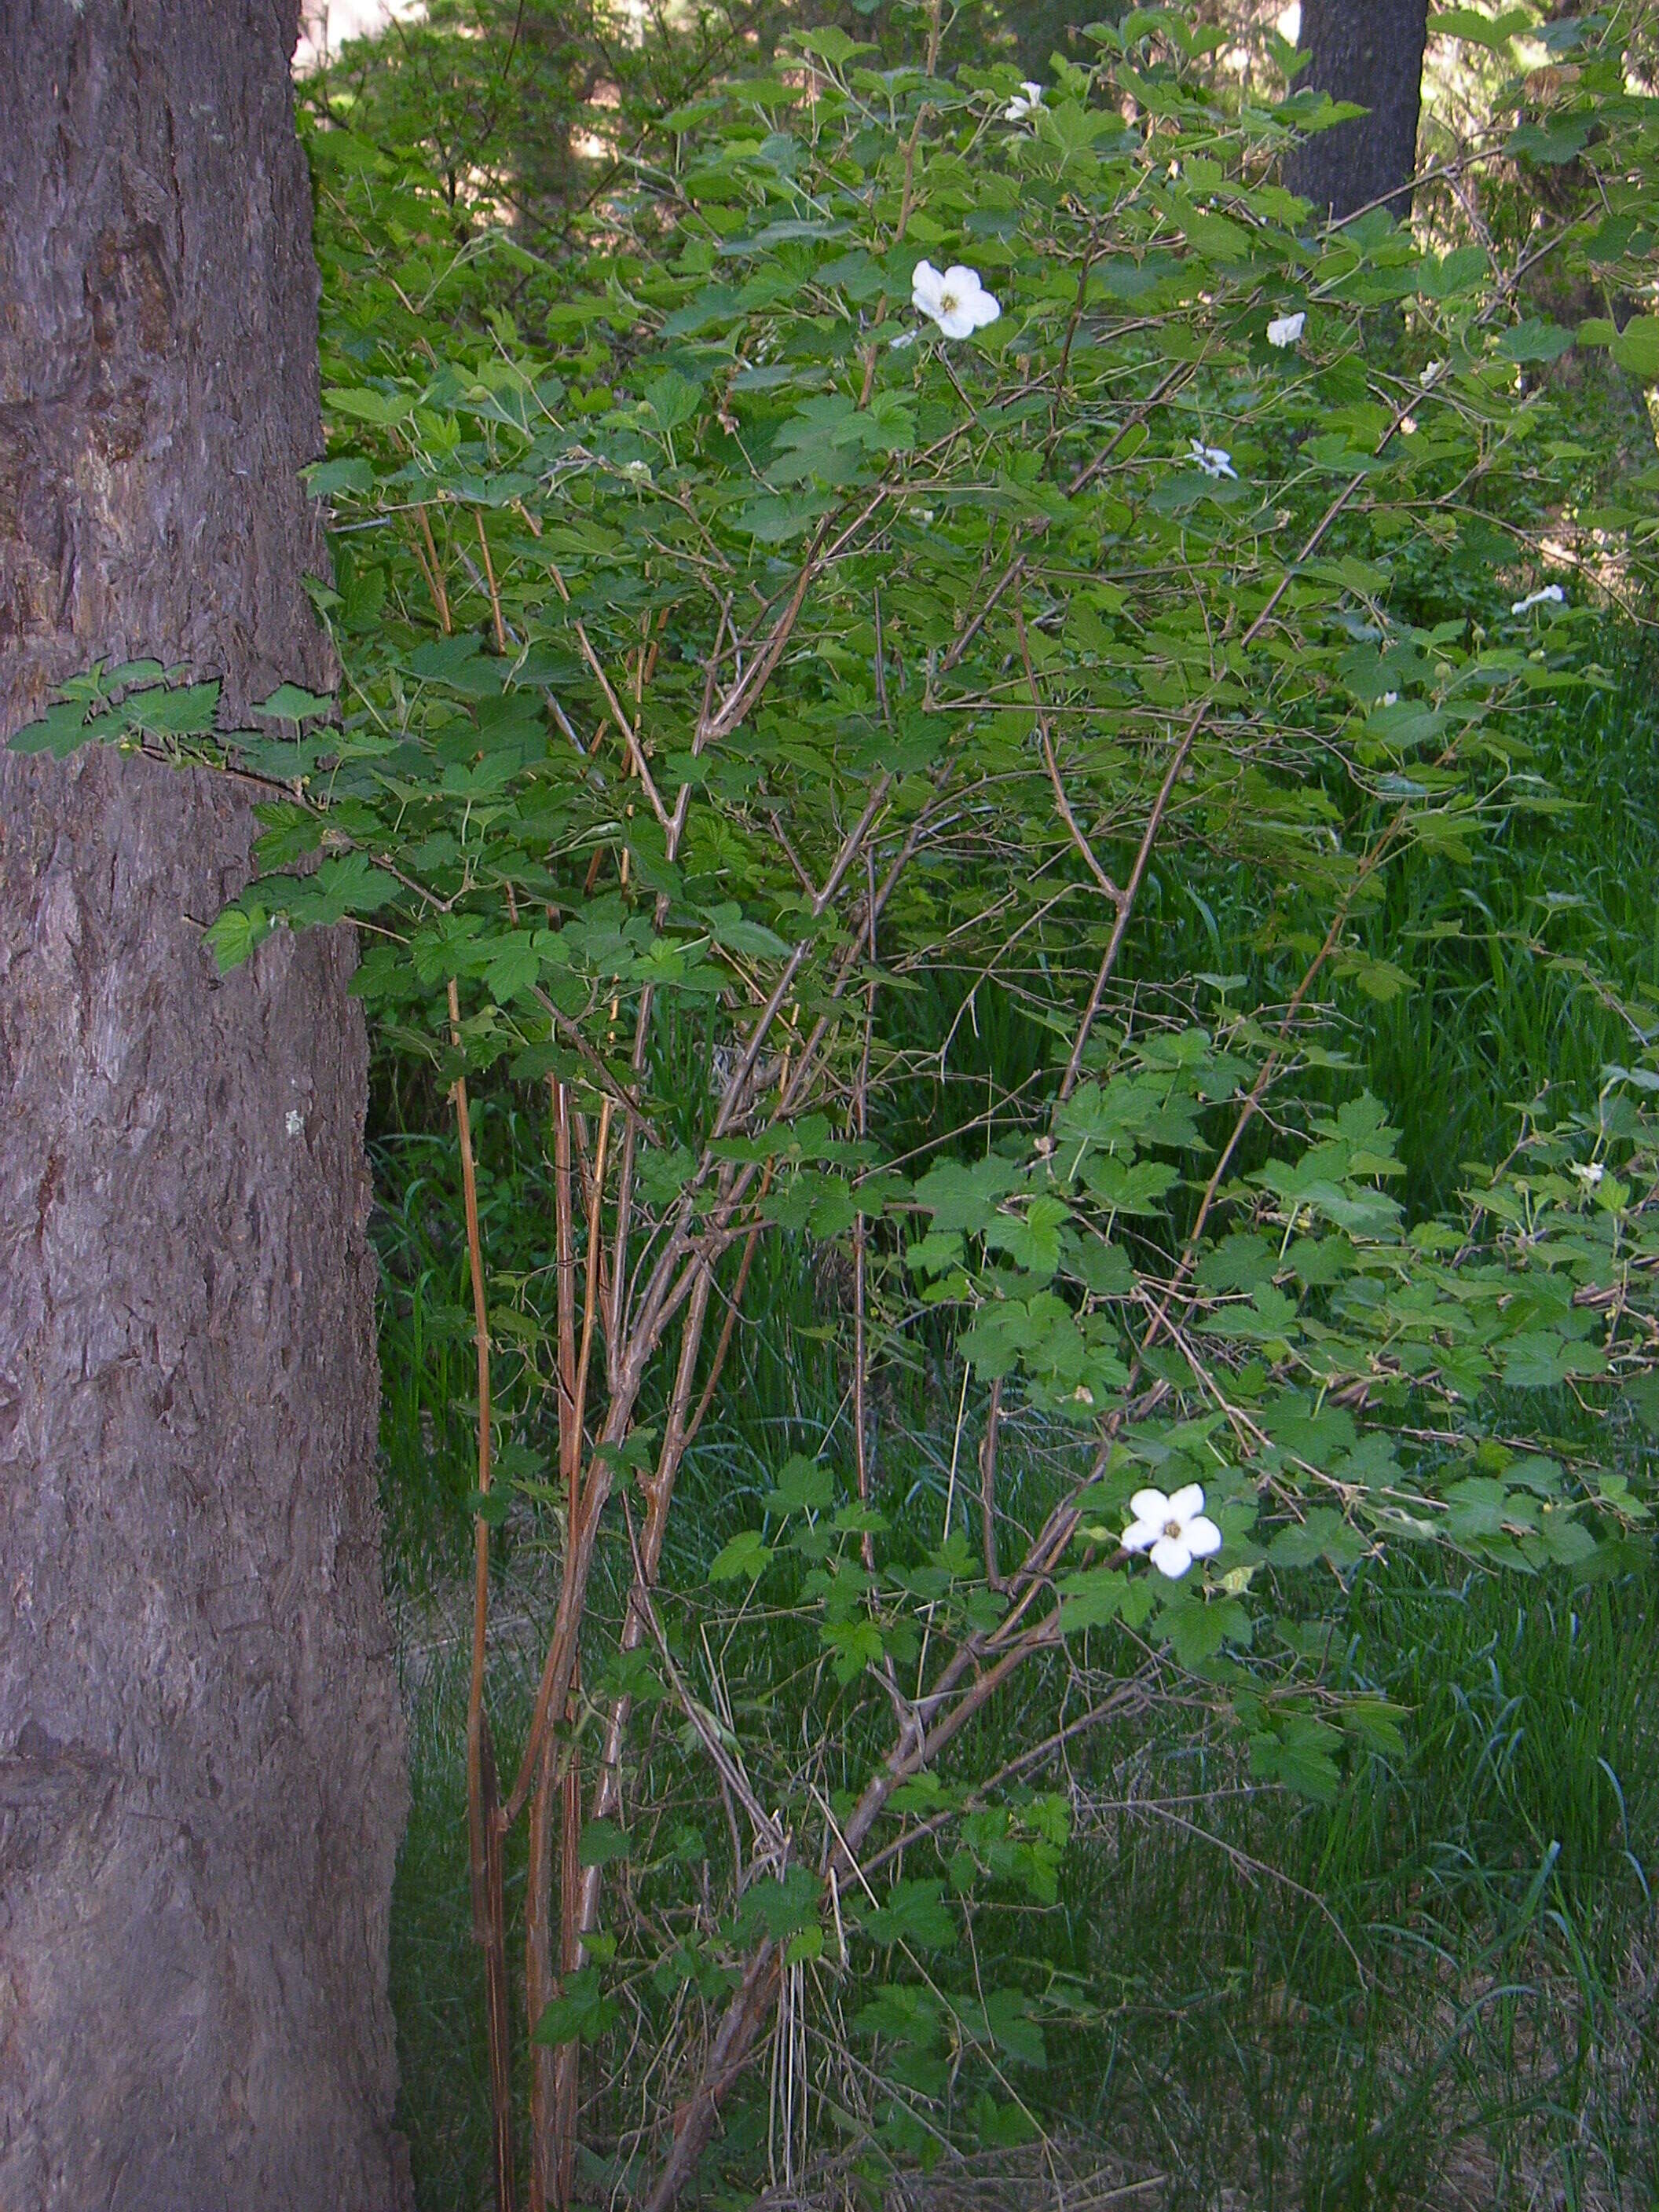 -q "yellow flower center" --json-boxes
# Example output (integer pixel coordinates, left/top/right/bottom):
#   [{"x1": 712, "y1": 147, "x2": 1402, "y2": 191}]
[{"x1": 1163, "y1": 1518, "x2": 1183, "y2": 1540}]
